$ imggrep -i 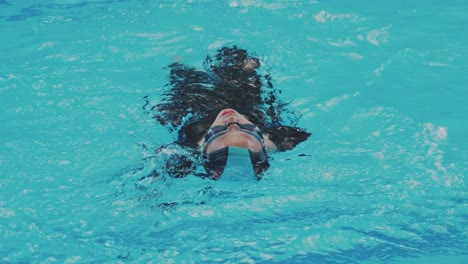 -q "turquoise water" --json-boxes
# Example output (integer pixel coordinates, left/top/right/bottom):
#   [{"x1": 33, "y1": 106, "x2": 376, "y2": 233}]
[{"x1": 1, "y1": 0, "x2": 467, "y2": 263}]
